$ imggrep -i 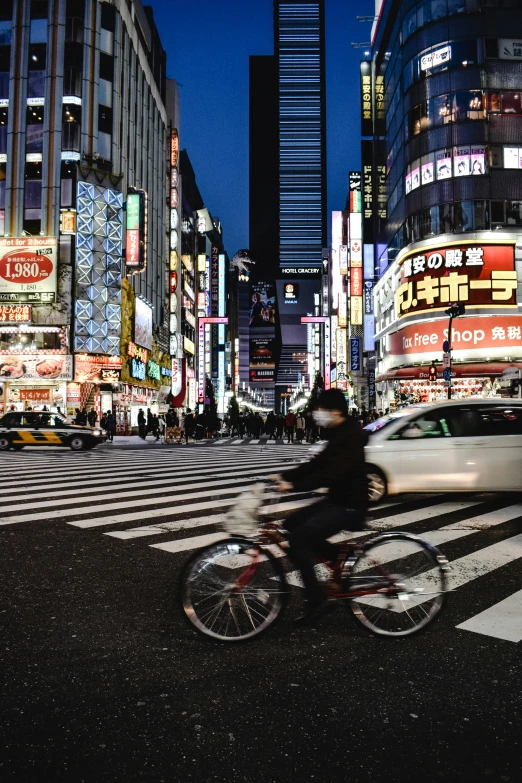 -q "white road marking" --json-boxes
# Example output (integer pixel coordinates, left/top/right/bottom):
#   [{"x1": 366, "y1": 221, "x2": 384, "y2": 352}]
[
  {"x1": 456, "y1": 589, "x2": 522, "y2": 643},
  {"x1": 0, "y1": 461, "x2": 299, "y2": 503},
  {"x1": 106, "y1": 514, "x2": 230, "y2": 539},
  {"x1": 368, "y1": 500, "x2": 483, "y2": 531},
  {"x1": 151, "y1": 532, "x2": 229, "y2": 553},
  {"x1": 72, "y1": 496, "x2": 312, "y2": 530},
  {"x1": 357, "y1": 533, "x2": 522, "y2": 614}
]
